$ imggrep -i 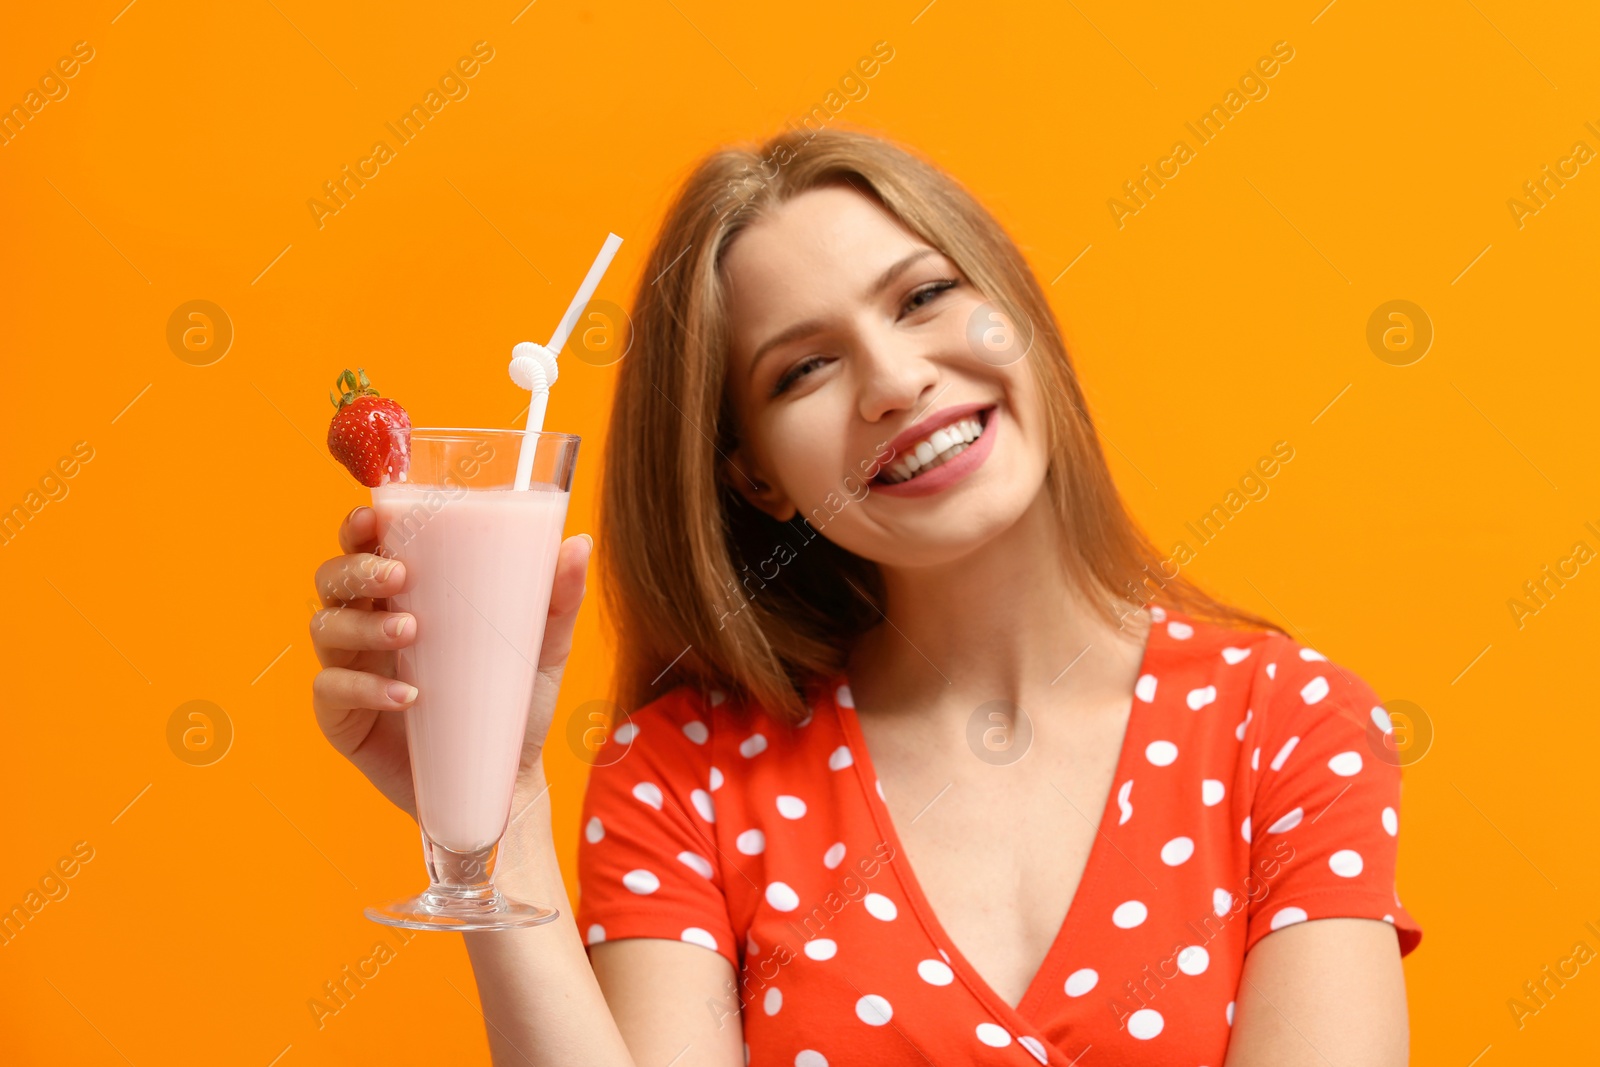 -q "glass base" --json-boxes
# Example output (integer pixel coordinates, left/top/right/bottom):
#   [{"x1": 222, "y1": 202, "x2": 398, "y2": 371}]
[{"x1": 364, "y1": 888, "x2": 559, "y2": 932}]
